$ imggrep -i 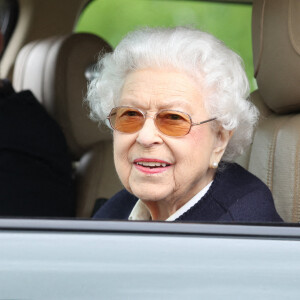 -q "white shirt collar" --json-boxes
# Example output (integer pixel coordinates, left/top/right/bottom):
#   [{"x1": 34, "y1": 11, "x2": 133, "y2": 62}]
[{"x1": 128, "y1": 181, "x2": 213, "y2": 221}]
